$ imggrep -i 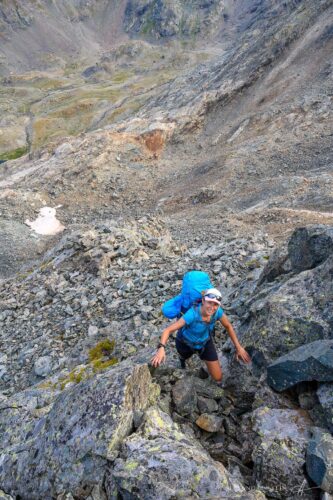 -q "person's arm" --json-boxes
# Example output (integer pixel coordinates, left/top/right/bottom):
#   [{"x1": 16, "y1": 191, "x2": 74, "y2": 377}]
[
  {"x1": 151, "y1": 317, "x2": 186, "y2": 367},
  {"x1": 220, "y1": 314, "x2": 251, "y2": 363}
]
